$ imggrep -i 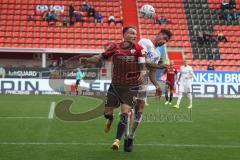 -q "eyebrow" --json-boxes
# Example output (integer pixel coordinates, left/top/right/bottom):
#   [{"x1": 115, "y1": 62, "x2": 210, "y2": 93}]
[{"x1": 127, "y1": 30, "x2": 136, "y2": 34}]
